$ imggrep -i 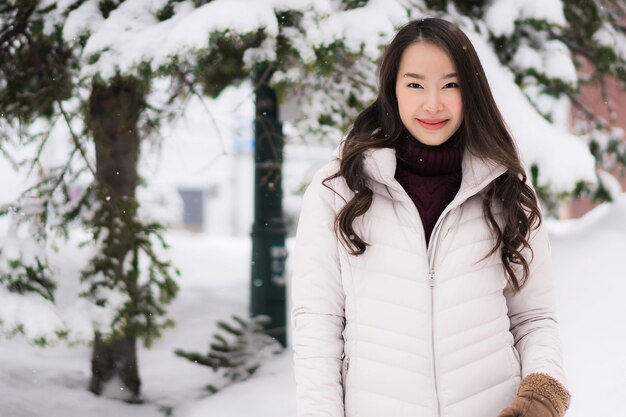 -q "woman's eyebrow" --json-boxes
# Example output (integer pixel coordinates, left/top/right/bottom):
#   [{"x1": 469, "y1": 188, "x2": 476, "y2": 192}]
[{"x1": 402, "y1": 72, "x2": 458, "y2": 79}]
